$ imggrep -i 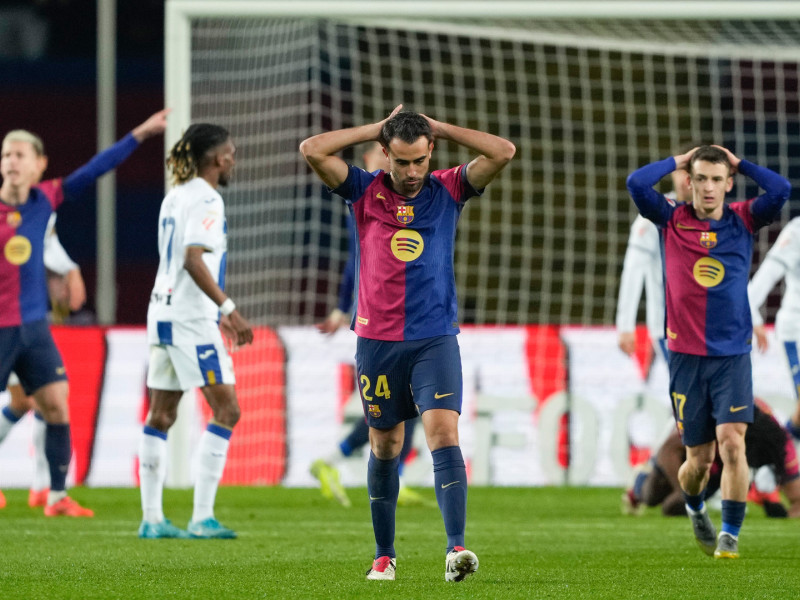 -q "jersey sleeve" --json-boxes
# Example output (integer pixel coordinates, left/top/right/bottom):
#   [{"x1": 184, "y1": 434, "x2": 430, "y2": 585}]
[
  {"x1": 183, "y1": 195, "x2": 225, "y2": 250},
  {"x1": 330, "y1": 165, "x2": 377, "y2": 204},
  {"x1": 434, "y1": 164, "x2": 482, "y2": 203},
  {"x1": 36, "y1": 179, "x2": 65, "y2": 210},
  {"x1": 615, "y1": 219, "x2": 658, "y2": 333},
  {"x1": 43, "y1": 214, "x2": 79, "y2": 275},
  {"x1": 626, "y1": 157, "x2": 677, "y2": 227},
  {"x1": 738, "y1": 159, "x2": 791, "y2": 229},
  {"x1": 748, "y1": 220, "x2": 800, "y2": 325},
  {"x1": 61, "y1": 133, "x2": 140, "y2": 200}
]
